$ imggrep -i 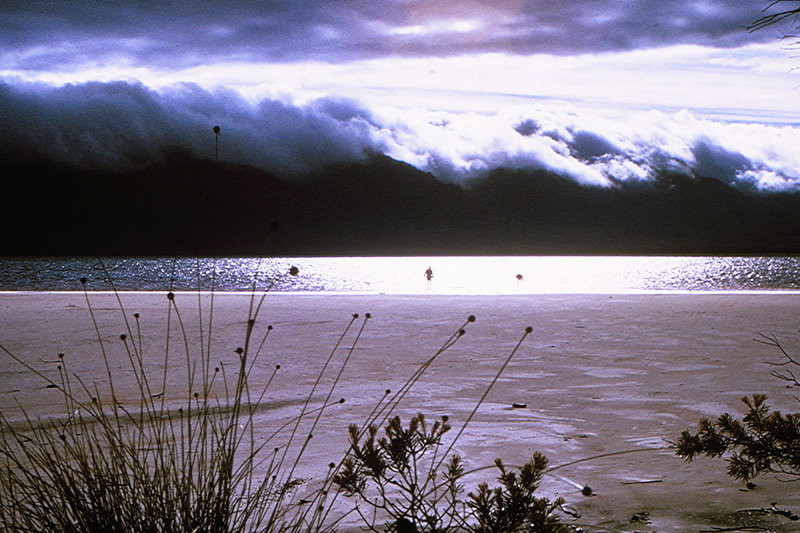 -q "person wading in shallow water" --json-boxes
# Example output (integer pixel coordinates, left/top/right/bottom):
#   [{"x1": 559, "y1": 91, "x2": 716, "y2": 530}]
[{"x1": 424, "y1": 266, "x2": 433, "y2": 286}]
